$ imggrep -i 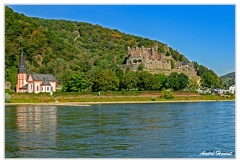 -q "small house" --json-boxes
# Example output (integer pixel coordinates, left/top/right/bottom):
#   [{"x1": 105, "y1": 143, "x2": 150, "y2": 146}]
[{"x1": 229, "y1": 85, "x2": 235, "y2": 94}]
